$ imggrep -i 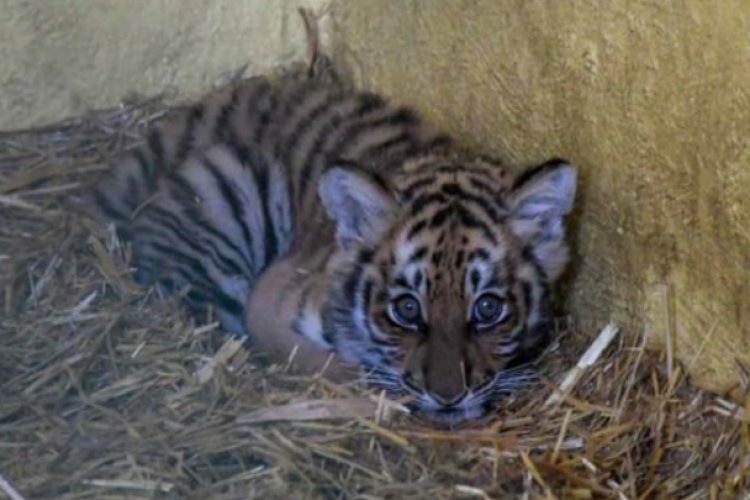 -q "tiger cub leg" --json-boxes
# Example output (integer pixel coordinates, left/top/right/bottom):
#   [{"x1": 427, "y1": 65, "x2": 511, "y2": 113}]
[{"x1": 245, "y1": 255, "x2": 358, "y2": 382}]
